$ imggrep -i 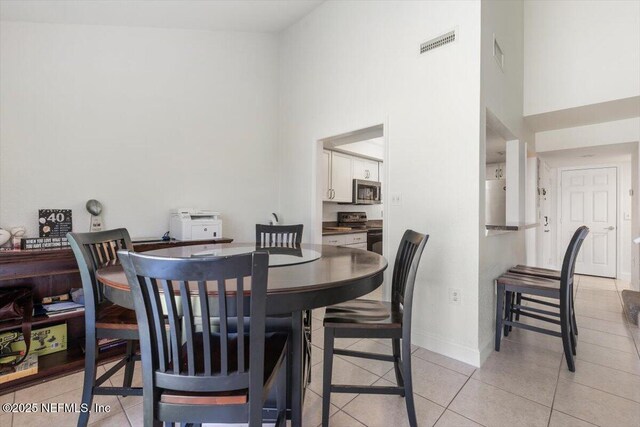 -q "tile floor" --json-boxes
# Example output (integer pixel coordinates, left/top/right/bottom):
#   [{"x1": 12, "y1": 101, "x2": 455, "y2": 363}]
[{"x1": 1, "y1": 276, "x2": 639, "y2": 426}]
